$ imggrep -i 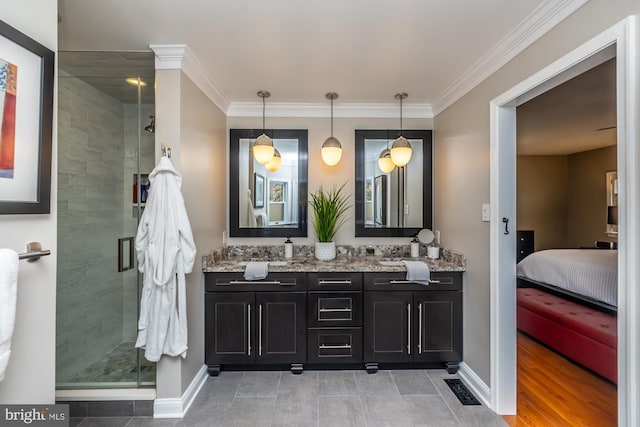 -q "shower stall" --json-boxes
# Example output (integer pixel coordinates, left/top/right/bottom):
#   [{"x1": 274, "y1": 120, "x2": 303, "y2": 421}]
[{"x1": 56, "y1": 51, "x2": 156, "y2": 389}]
